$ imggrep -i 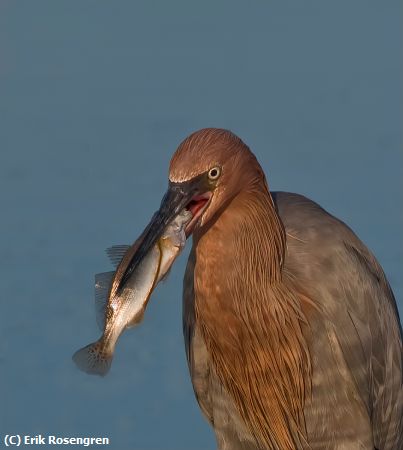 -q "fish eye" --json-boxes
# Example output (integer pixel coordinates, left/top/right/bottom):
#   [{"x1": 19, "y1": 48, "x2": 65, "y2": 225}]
[{"x1": 208, "y1": 166, "x2": 221, "y2": 181}]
